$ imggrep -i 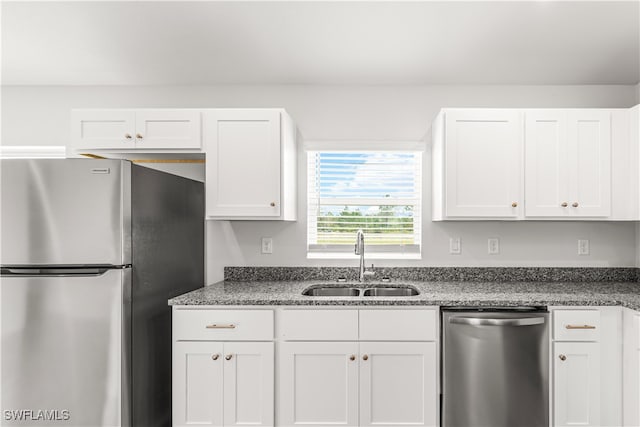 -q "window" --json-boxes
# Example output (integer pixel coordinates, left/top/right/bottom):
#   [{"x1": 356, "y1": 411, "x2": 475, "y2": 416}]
[{"x1": 307, "y1": 150, "x2": 422, "y2": 258}]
